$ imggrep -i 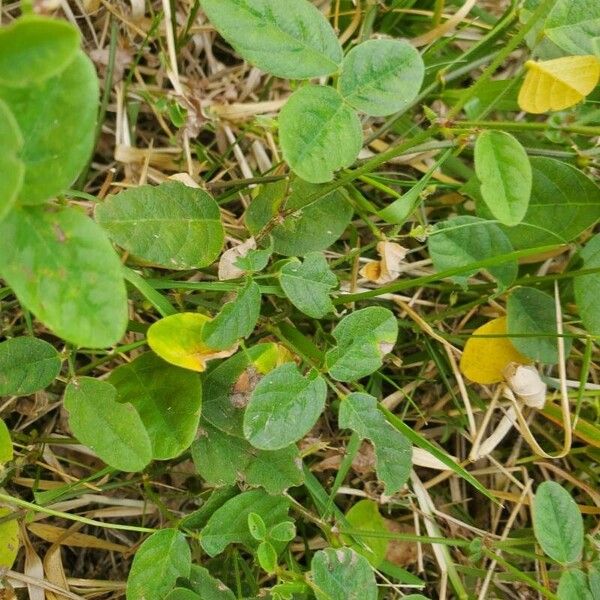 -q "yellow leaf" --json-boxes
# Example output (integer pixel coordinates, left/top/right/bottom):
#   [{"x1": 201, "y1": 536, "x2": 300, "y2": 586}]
[
  {"x1": 460, "y1": 316, "x2": 530, "y2": 384},
  {"x1": 147, "y1": 312, "x2": 237, "y2": 372},
  {"x1": 518, "y1": 55, "x2": 600, "y2": 114}
]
